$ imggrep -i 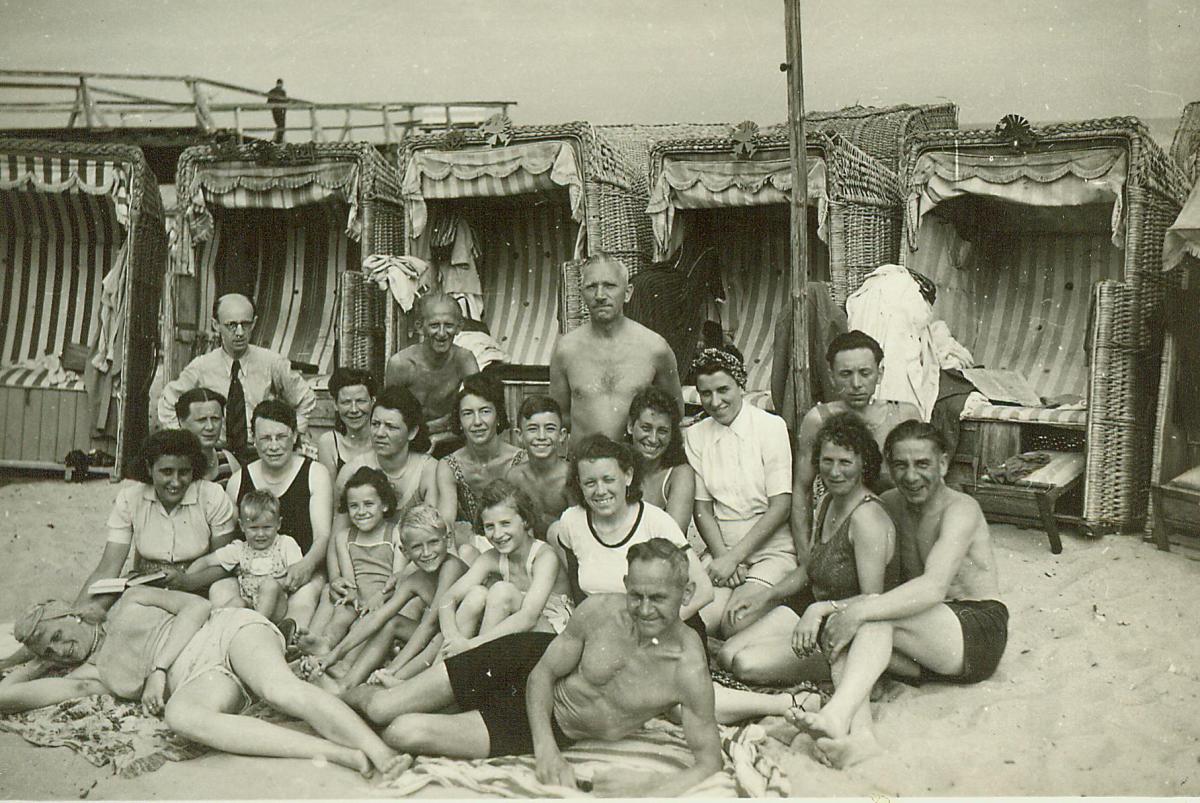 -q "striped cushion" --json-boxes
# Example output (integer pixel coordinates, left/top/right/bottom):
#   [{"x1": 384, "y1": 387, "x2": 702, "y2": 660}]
[
  {"x1": 0, "y1": 188, "x2": 120, "y2": 376},
  {"x1": 195, "y1": 201, "x2": 354, "y2": 379},
  {"x1": 473, "y1": 196, "x2": 577, "y2": 366},
  {"x1": 964, "y1": 403, "x2": 1087, "y2": 427},
  {"x1": 0, "y1": 366, "x2": 85, "y2": 391}
]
